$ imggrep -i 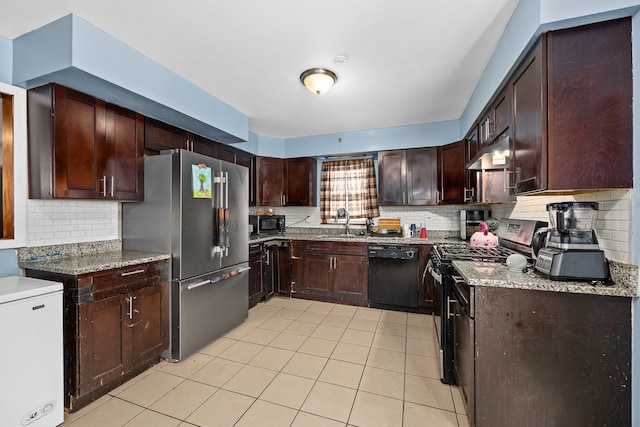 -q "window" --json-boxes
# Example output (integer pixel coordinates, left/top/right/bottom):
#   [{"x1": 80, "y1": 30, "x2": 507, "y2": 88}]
[
  {"x1": 0, "y1": 82, "x2": 27, "y2": 249},
  {"x1": 320, "y1": 158, "x2": 380, "y2": 221}
]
